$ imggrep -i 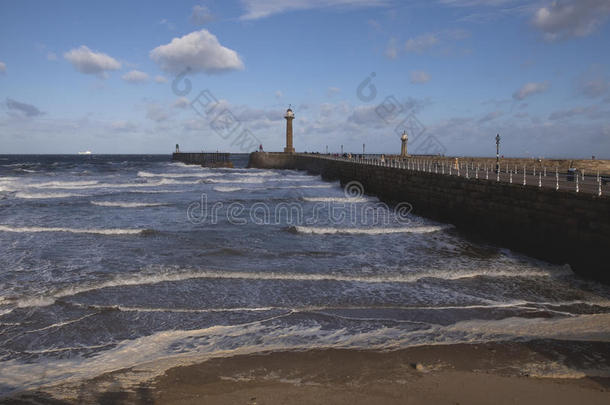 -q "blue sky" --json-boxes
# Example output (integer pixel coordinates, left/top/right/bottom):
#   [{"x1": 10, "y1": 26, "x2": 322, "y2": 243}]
[{"x1": 1, "y1": 0, "x2": 609, "y2": 157}]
